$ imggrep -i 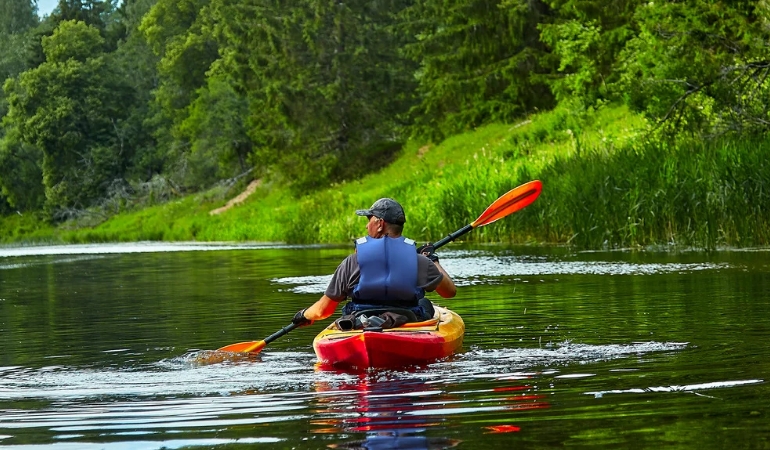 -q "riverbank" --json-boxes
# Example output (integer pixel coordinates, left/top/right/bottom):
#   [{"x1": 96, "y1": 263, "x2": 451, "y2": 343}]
[{"x1": 2, "y1": 104, "x2": 768, "y2": 250}]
